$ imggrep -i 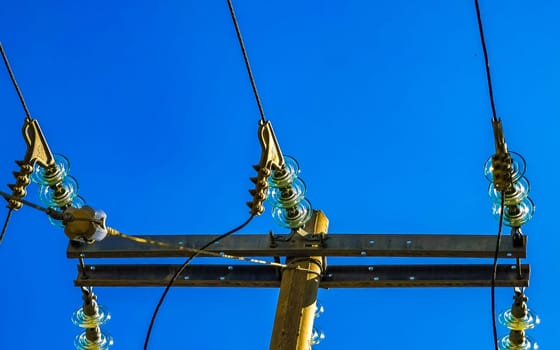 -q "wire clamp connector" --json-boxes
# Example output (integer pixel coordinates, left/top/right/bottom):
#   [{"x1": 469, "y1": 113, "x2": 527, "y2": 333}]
[
  {"x1": 6, "y1": 119, "x2": 55, "y2": 210},
  {"x1": 247, "y1": 121, "x2": 285, "y2": 215},
  {"x1": 490, "y1": 118, "x2": 514, "y2": 192}
]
